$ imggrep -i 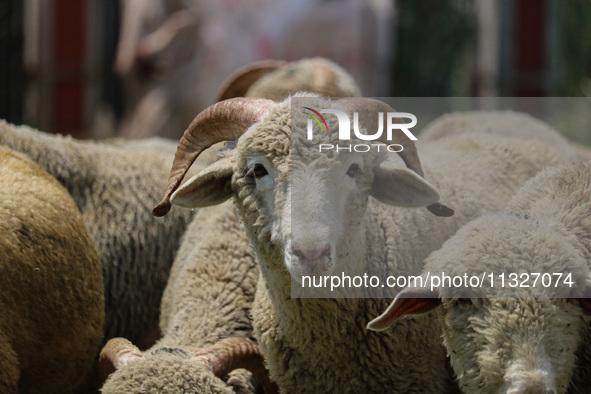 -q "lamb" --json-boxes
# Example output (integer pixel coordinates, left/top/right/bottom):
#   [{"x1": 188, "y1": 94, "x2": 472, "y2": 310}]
[
  {"x1": 151, "y1": 94, "x2": 569, "y2": 392},
  {"x1": 0, "y1": 120, "x2": 217, "y2": 349},
  {"x1": 217, "y1": 57, "x2": 362, "y2": 102},
  {"x1": 368, "y1": 160, "x2": 591, "y2": 393},
  {"x1": 0, "y1": 145, "x2": 104, "y2": 393}
]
